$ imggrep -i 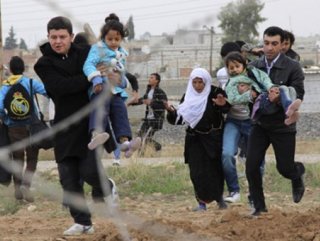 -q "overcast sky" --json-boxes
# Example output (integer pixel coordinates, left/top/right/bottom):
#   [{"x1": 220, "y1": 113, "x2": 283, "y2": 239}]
[{"x1": 1, "y1": 0, "x2": 320, "y2": 49}]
